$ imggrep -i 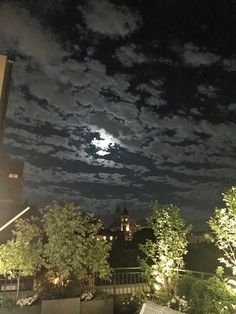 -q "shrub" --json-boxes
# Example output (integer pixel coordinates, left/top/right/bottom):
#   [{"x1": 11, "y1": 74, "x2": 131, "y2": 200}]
[
  {"x1": 177, "y1": 275, "x2": 236, "y2": 313},
  {"x1": 41, "y1": 279, "x2": 83, "y2": 300},
  {"x1": 16, "y1": 294, "x2": 38, "y2": 307},
  {"x1": 0, "y1": 296, "x2": 16, "y2": 309},
  {"x1": 118, "y1": 291, "x2": 149, "y2": 314},
  {"x1": 93, "y1": 290, "x2": 111, "y2": 300}
]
